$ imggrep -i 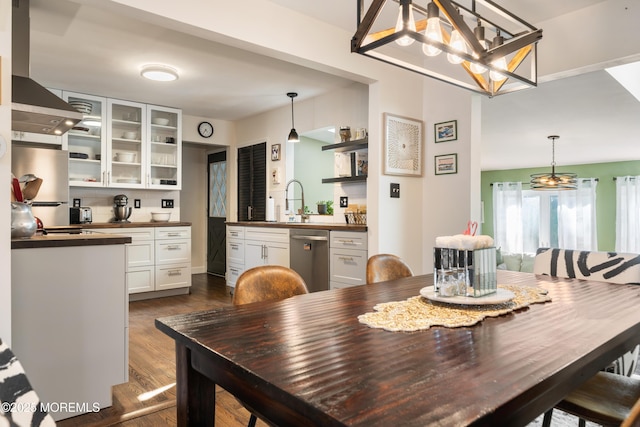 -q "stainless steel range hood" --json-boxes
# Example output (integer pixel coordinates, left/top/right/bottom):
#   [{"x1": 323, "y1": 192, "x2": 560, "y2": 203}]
[{"x1": 12, "y1": 0, "x2": 82, "y2": 135}]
